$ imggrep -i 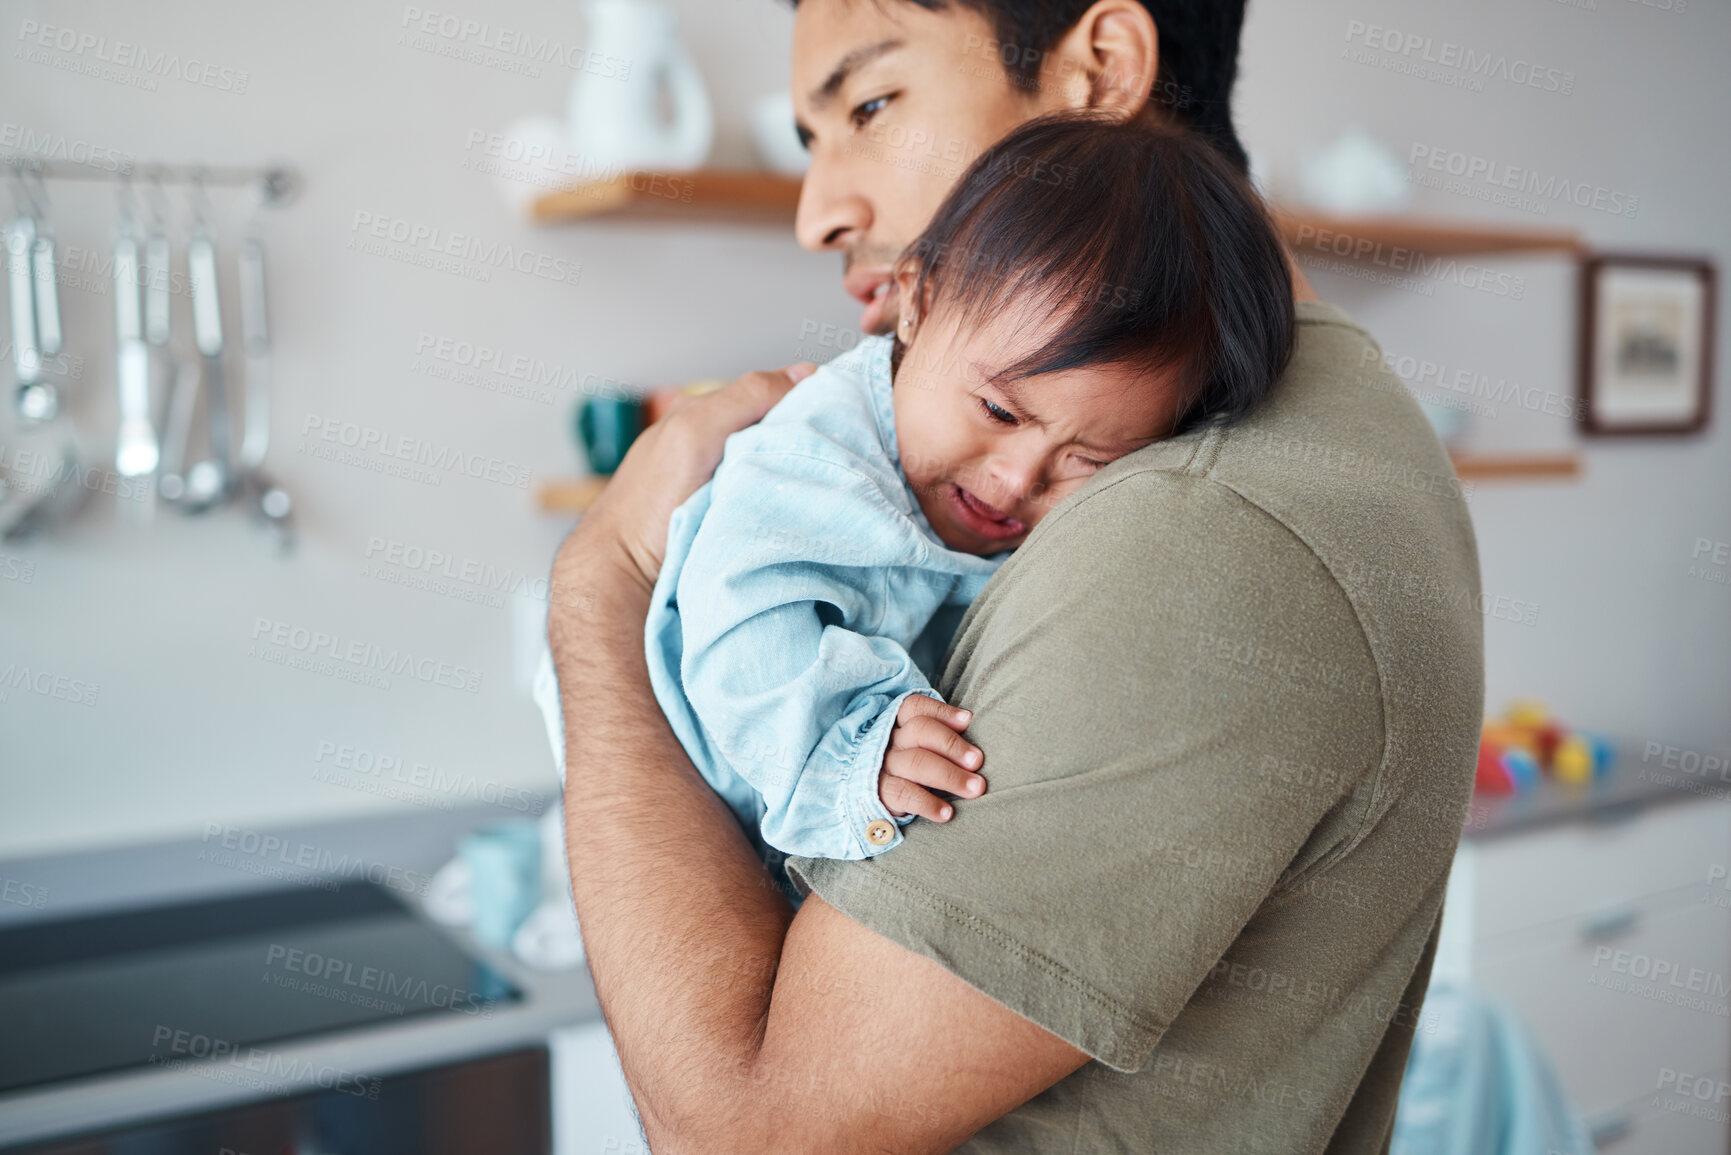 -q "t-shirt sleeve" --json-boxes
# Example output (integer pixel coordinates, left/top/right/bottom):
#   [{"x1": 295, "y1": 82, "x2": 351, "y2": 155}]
[{"x1": 784, "y1": 470, "x2": 1387, "y2": 1073}]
